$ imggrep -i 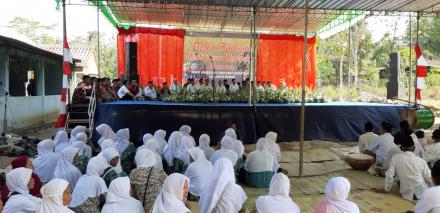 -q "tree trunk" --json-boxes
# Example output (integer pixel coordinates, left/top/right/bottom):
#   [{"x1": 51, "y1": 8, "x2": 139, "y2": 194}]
[{"x1": 339, "y1": 48, "x2": 345, "y2": 101}]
